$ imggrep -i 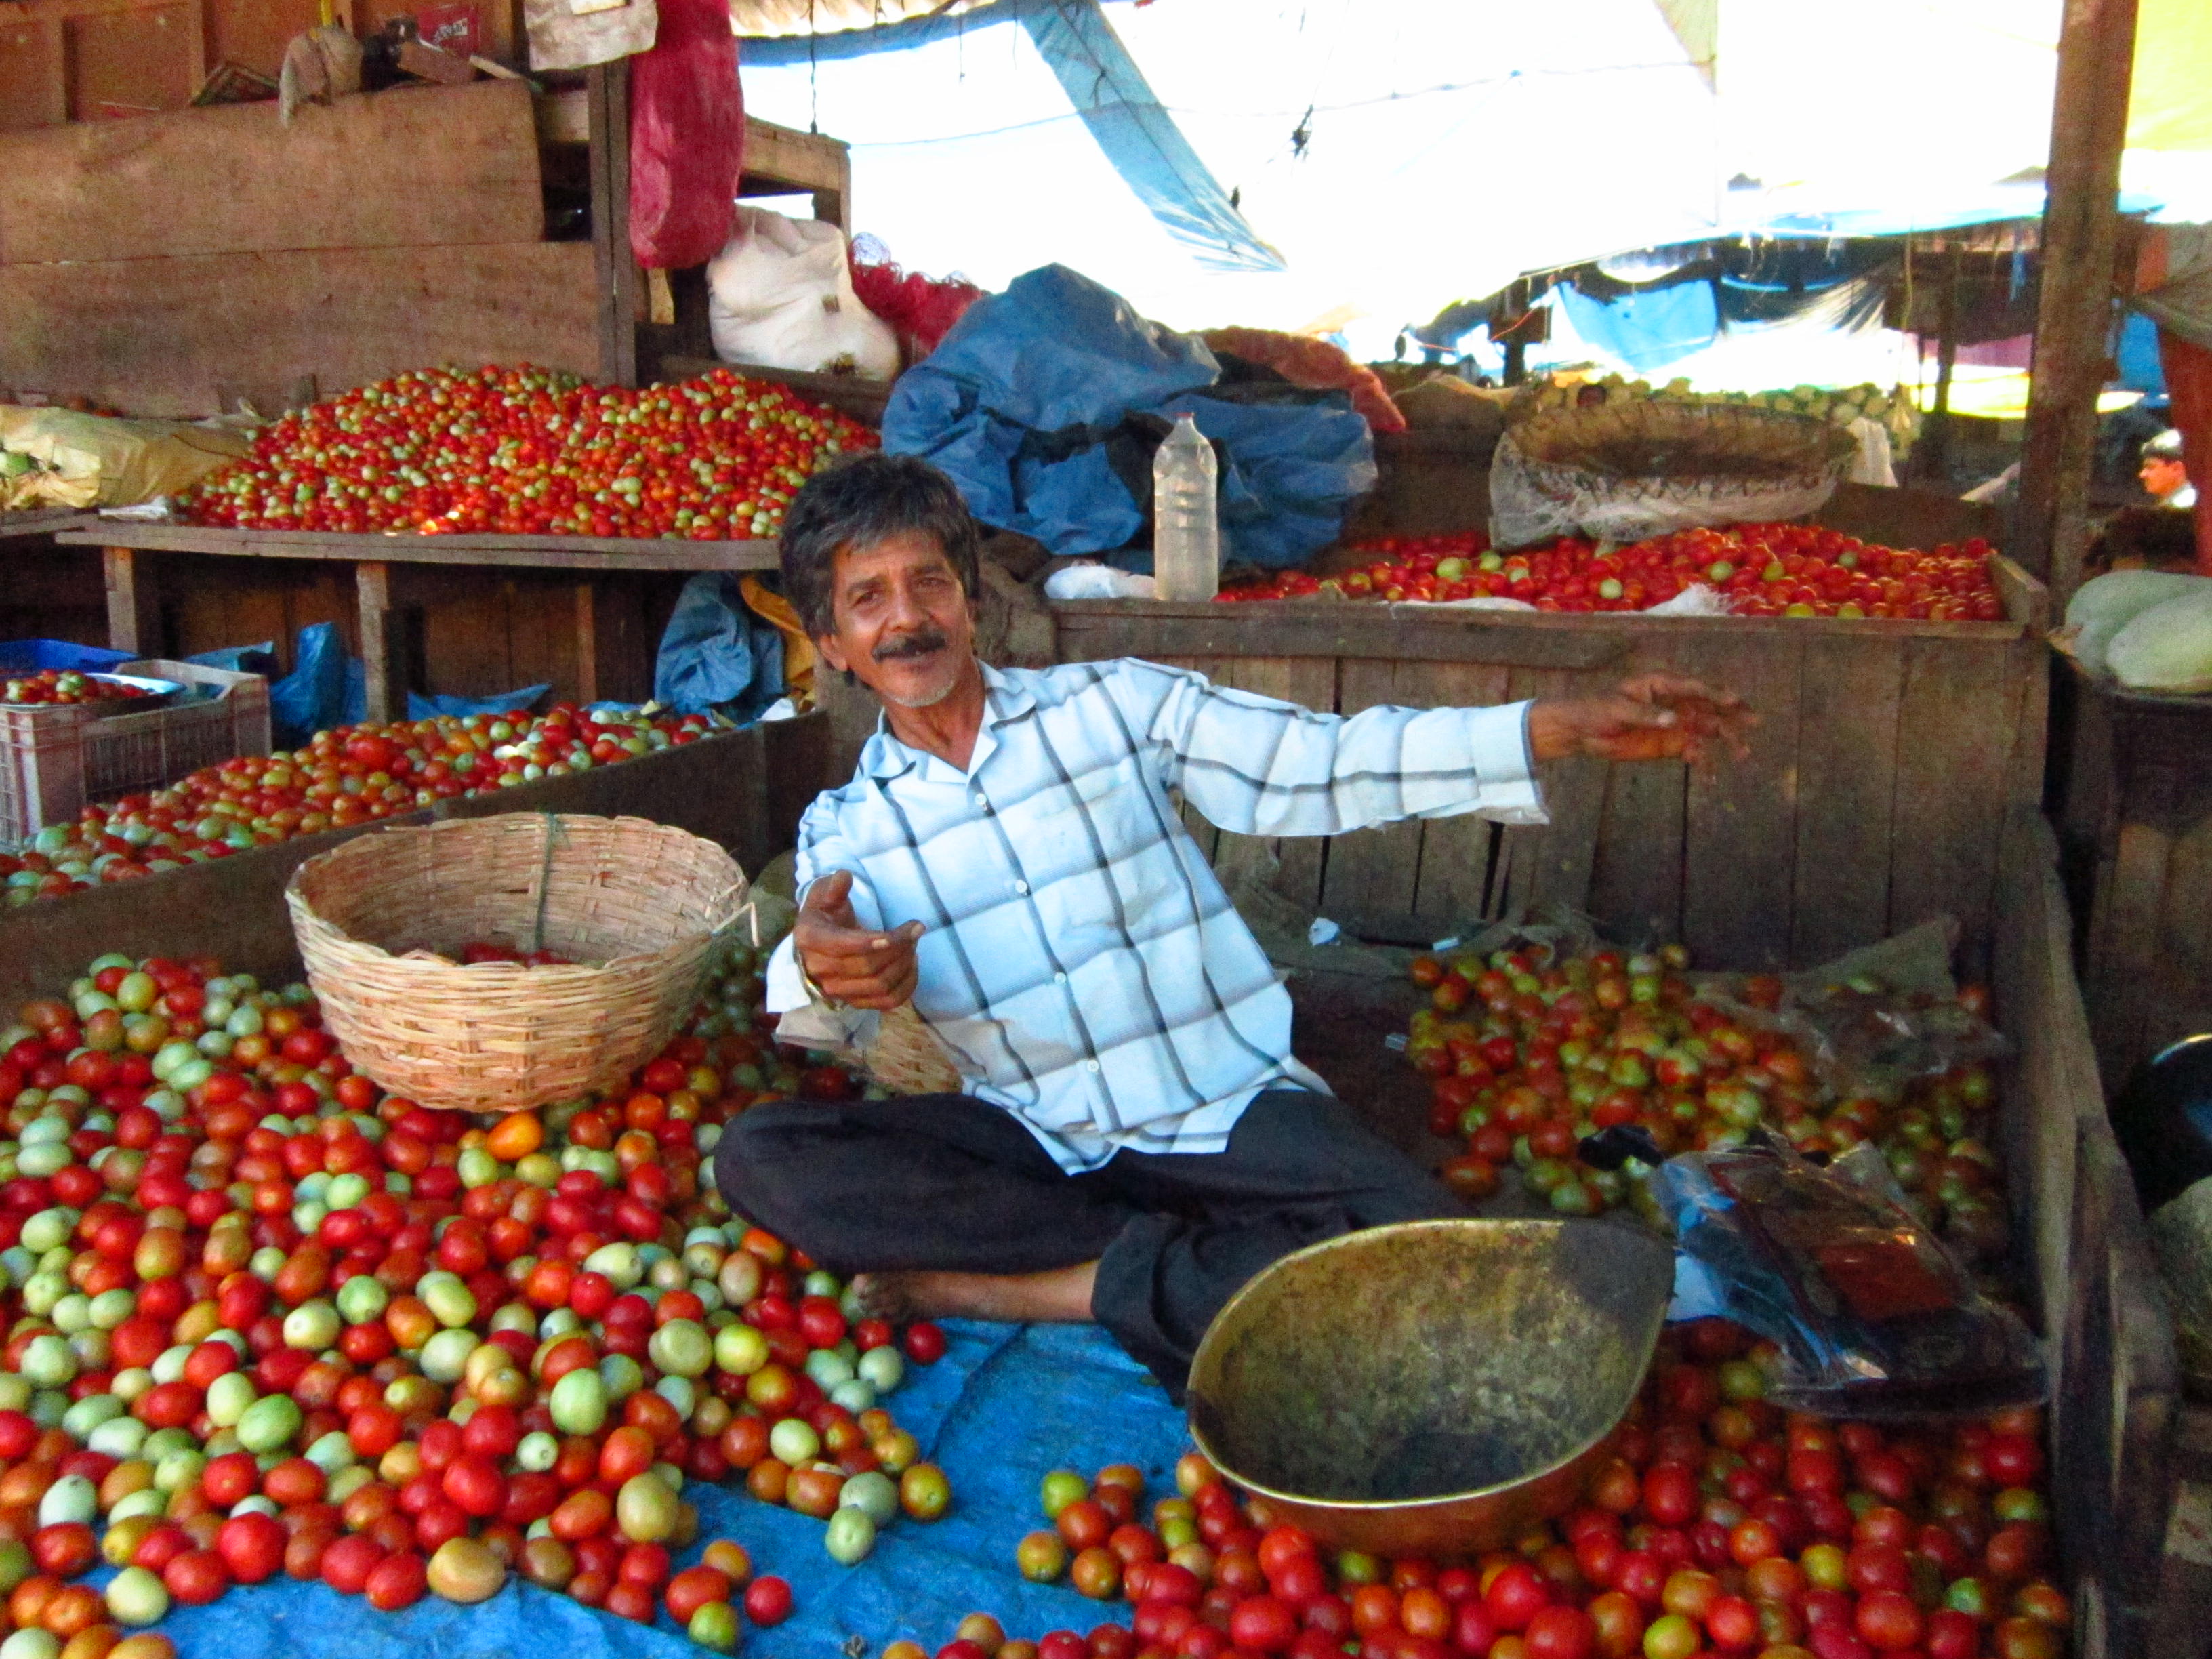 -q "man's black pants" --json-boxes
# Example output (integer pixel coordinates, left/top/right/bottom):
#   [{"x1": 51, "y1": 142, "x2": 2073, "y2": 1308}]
[{"x1": 711, "y1": 1088, "x2": 1466, "y2": 1397}]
